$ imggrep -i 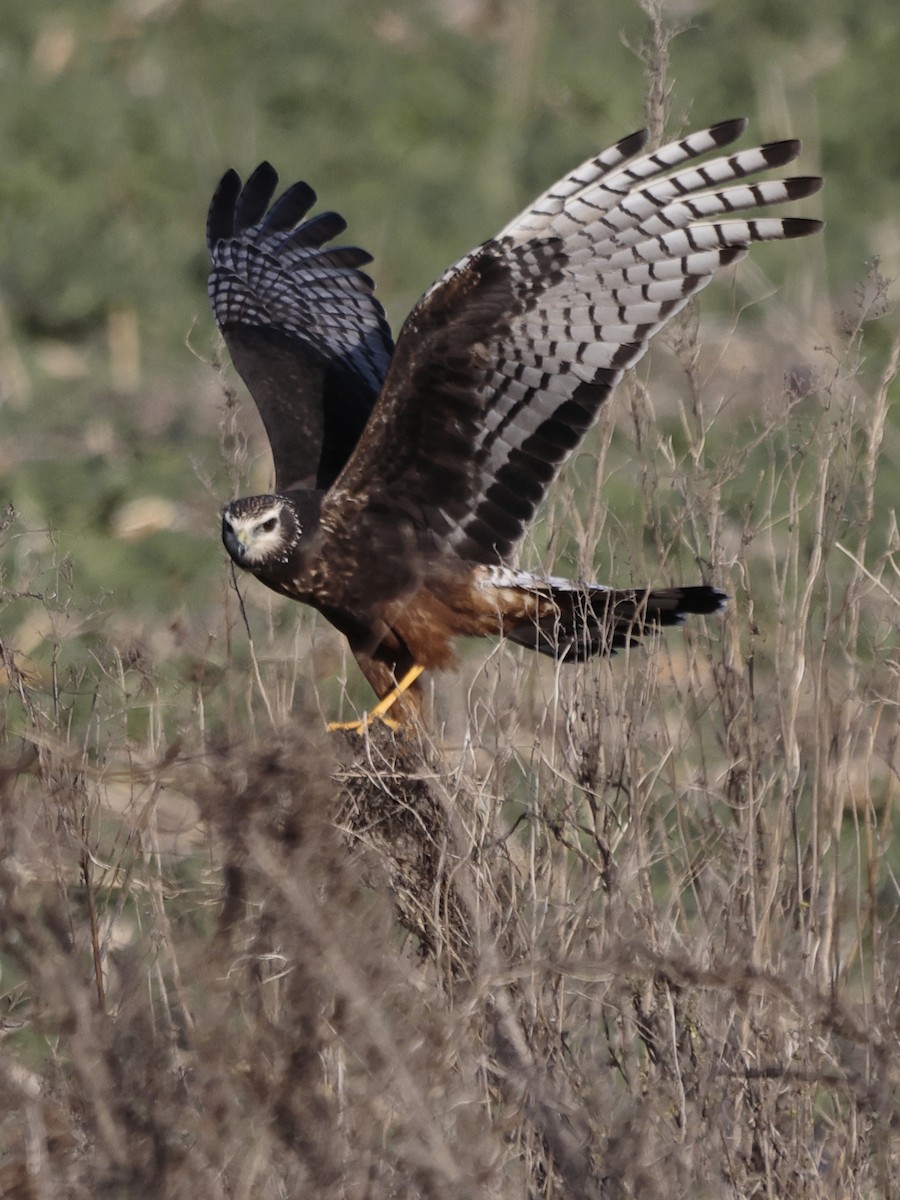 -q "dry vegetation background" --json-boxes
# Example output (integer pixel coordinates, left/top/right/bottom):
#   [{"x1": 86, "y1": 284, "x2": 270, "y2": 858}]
[{"x1": 0, "y1": 1, "x2": 899, "y2": 1197}]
